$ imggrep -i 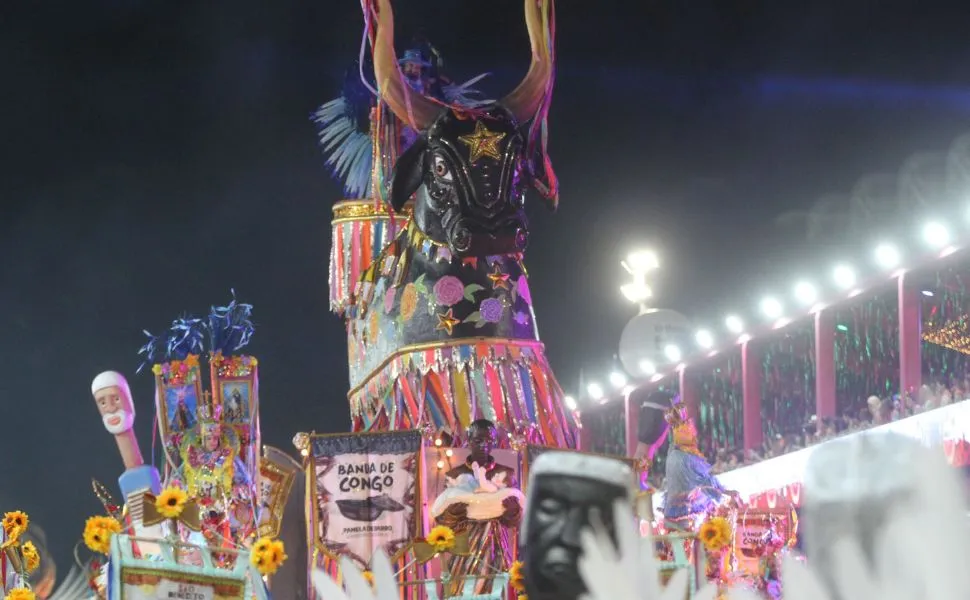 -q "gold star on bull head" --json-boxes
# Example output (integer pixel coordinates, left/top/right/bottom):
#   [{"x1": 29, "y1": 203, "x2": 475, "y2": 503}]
[
  {"x1": 436, "y1": 308, "x2": 462, "y2": 335},
  {"x1": 458, "y1": 121, "x2": 506, "y2": 163}
]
